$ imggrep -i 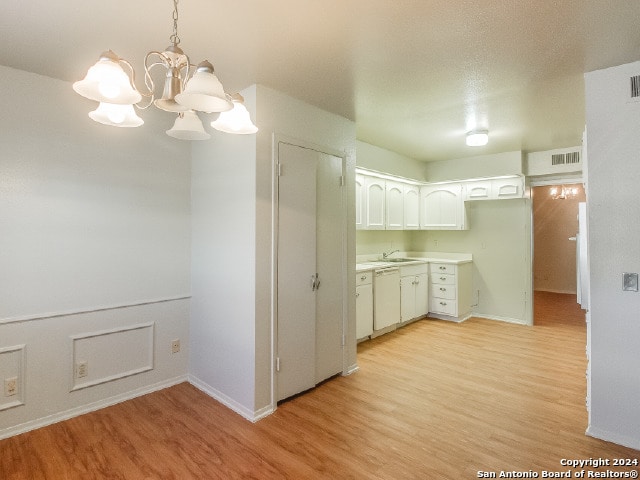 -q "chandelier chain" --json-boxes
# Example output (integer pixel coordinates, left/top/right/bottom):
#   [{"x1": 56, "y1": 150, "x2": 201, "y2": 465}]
[{"x1": 170, "y1": 0, "x2": 180, "y2": 46}]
